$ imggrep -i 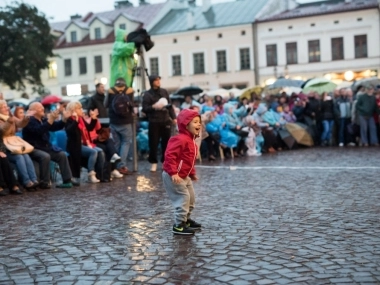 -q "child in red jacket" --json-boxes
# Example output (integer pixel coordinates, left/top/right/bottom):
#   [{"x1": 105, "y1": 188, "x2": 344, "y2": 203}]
[{"x1": 162, "y1": 109, "x2": 202, "y2": 235}]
